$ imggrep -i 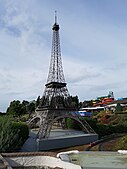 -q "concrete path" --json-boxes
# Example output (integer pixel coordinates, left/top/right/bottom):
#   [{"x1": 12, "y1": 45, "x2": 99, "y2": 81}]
[{"x1": 20, "y1": 131, "x2": 38, "y2": 152}]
